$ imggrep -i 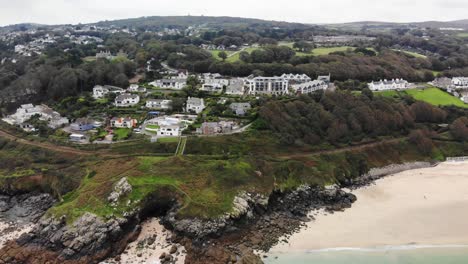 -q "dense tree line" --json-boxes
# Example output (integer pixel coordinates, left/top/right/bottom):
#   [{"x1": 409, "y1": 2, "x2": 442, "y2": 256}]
[{"x1": 258, "y1": 91, "x2": 449, "y2": 146}]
